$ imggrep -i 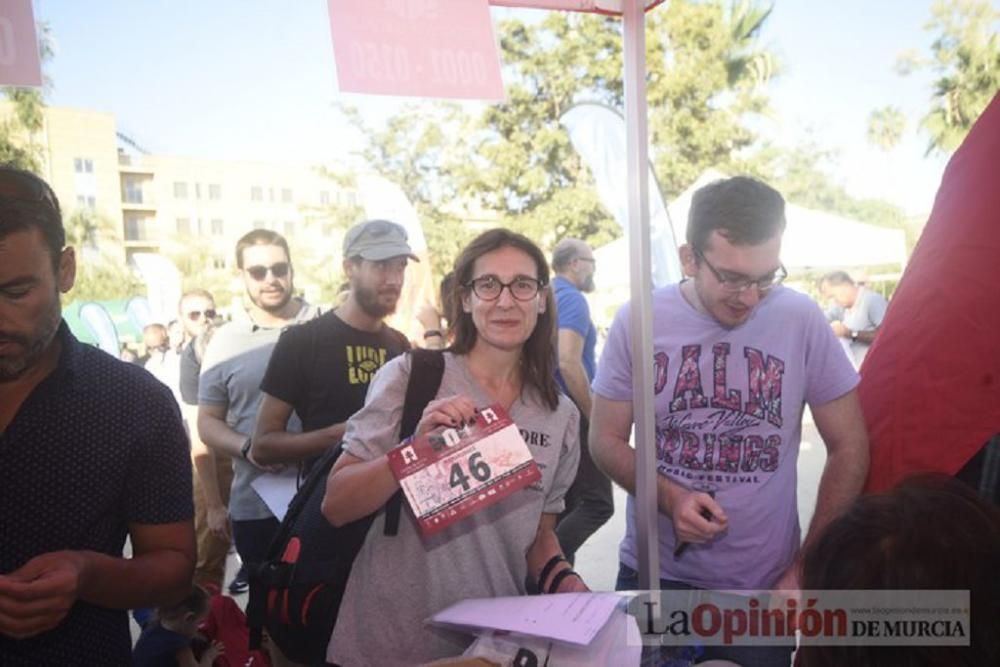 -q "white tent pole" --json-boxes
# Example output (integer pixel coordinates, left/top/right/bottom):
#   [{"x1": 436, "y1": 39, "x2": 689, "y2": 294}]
[{"x1": 623, "y1": 0, "x2": 659, "y2": 590}]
